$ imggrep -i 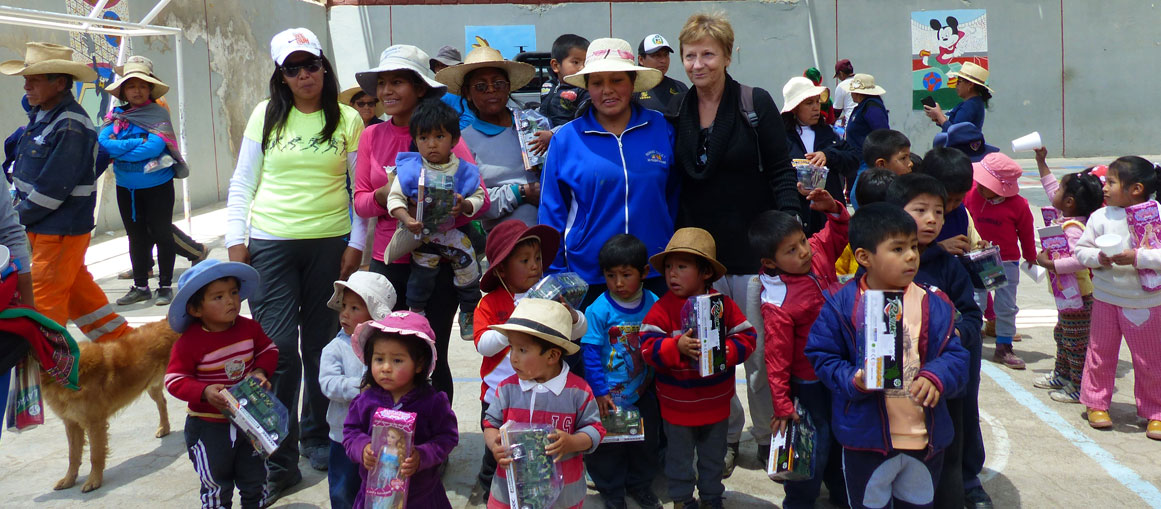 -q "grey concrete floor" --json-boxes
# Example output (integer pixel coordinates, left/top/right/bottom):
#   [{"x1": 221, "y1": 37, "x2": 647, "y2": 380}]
[{"x1": 1, "y1": 156, "x2": 1159, "y2": 508}]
